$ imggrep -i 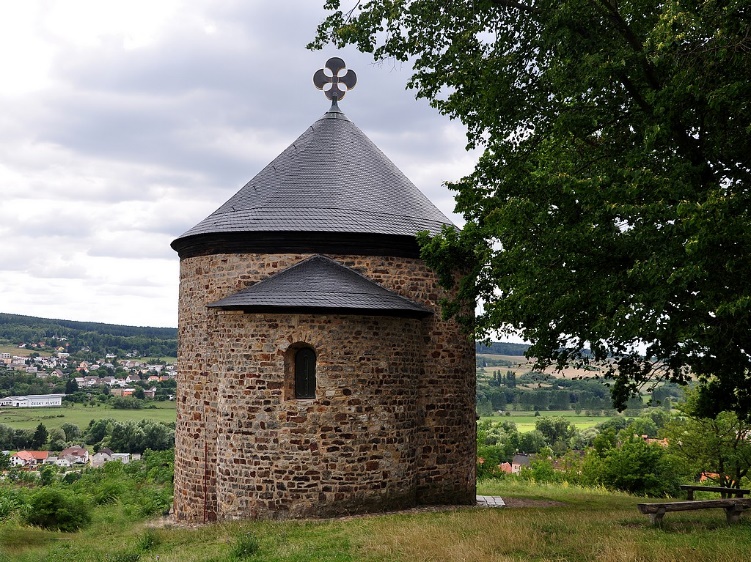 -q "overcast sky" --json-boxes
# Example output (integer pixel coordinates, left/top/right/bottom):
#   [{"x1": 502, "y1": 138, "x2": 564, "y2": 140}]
[{"x1": 0, "y1": 1, "x2": 477, "y2": 329}]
